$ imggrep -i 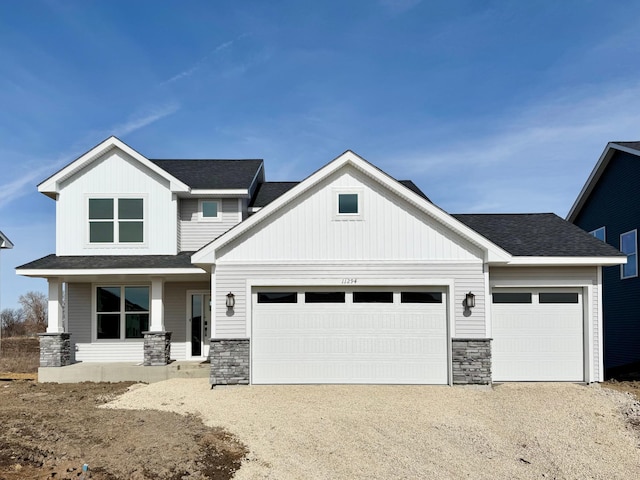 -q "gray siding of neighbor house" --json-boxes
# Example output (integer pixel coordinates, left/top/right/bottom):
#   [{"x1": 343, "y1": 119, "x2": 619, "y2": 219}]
[
  {"x1": 178, "y1": 198, "x2": 242, "y2": 251},
  {"x1": 572, "y1": 150, "x2": 640, "y2": 370}
]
